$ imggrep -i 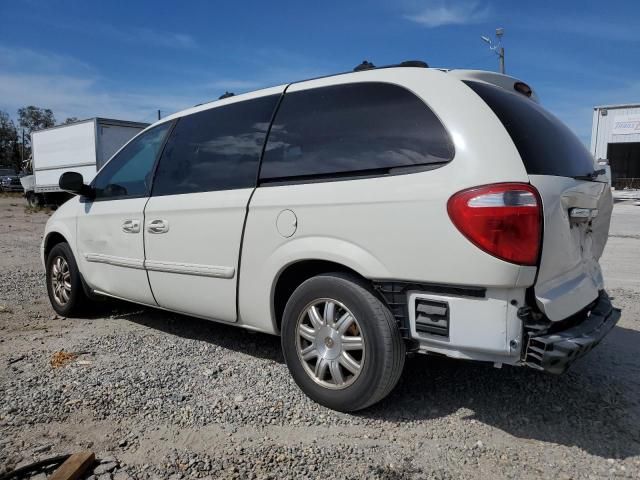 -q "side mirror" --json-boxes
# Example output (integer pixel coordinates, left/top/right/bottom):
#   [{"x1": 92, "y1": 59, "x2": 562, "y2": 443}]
[{"x1": 59, "y1": 172, "x2": 95, "y2": 198}]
